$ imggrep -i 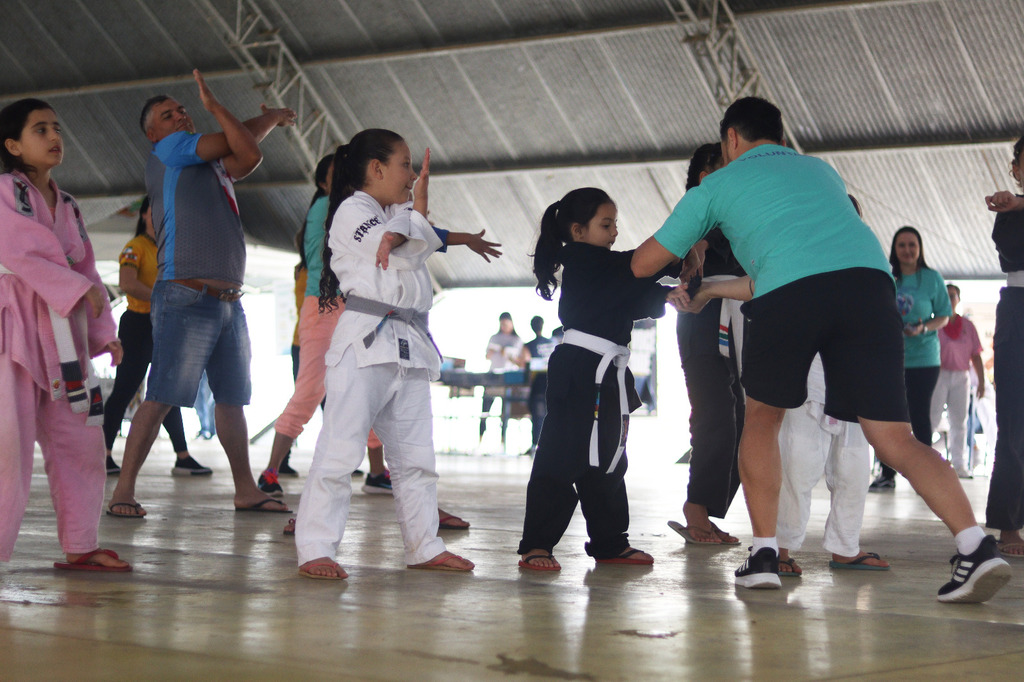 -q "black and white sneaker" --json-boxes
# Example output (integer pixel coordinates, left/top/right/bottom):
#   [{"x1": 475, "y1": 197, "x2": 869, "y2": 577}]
[
  {"x1": 172, "y1": 455, "x2": 213, "y2": 476},
  {"x1": 735, "y1": 547, "x2": 782, "y2": 589},
  {"x1": 937, "y1": 535, "x2": 1011, "y2": 603}
]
